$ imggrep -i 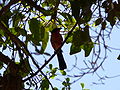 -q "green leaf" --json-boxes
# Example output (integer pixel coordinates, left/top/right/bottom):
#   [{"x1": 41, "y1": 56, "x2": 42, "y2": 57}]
[
  {"x1": 29, "y1": 18, "x2": 40, "y2": 38},
  {"x1": 49, "y1": 64, "x2": 53, "y2": 70},
  {"x1": 95, "y1": 18, "x2": 103, "y2": 26},
  {"x1": 29, "y1": 18, "x2": 40, "y2": 42},
  {"x1": 81, "y1": 42, "x2": 94, "y2": 57},
  {"x1": 110, "y1": 17, "x2": 116, "y2": 27},
  {"x1": 45, "y1": 0, "x2": 58, "y2": 6},
  {"x1": 70, "y1": 44, "x2": 81, "y2": 55},
  {"x1": 29, "y1": 18, "x2": 46, "y2": 46},
  {"x1": 117, "y1": 55, "x2": 120, "y2": 60},
  {"x1": 67, "y1": 13, "x2": 75, "y2": 23},
  {"x1": 0, "y1": 9, "x2": 12, "y2": 27},
  {"x1": 40, "y1": 78, "x2": 49, "y2": 90},
  {"x1": 80, "y1": 83, "x2": 85, "y2": 89},
  {"x1": 70, "y1": 29, "x2": 82, "y2": 55},
  {"x1": 60, "y1": 70, "x2": 66, "y2": 76},
  {"x1": 50, "y1": 68, "x2": 57, "y2": 79},
  {"x1": 19, "y1": 59, "x2": 31, "y2": 77},
  {"x1": 70, "y1": 0, "x2": 80, "y2": 23},
  {"x1": 82, "y1": 25, "x2": 91, "y2": 42},
  {"x1": 62, "y1": 78, "x2": 71, "y2": 87},
  {"x1": 0, "y1": 61, "x2": 3, "y2": 69},
  {"x1": 0, "y1": 37, "x2": 4, "y2": 46},
  {"x1": 12, "y1": 11, "x2": 25, "y2": 27},
  {"x1": 51, "y1": 68, "x2": 57, "y2": 74},
  {"x1": 50, "y1": 74, "x2": 57, "y2": 79},
  {"x1": 65, "y1": 33, "x2": 73, "y2": 44},
  {"x1": 83, "y1": 89, "x2": 90, "y2": 90},
  {"x1": 53, "y1": 87, "x2": 58, "y2": 90},
  {"x1": 45, "y1": 21, "x2": 57, "y2": 32},
  {"x1": 9, "y1": 28, "x2": 19, "y2": 36},
  {"x1": 66, "y1": 78, "x2": 70, "y2": 82},
  {"x1": 60, "y1": 13, "x2": 74, "y2": 23},
  {"x1": 62, "y1": 87, "x2": 65, "y2": 90},
  {"x1": 0, "y1": 29, "x2": 4, "y2": 36},
  {"x1": 15, "y1": 27, "x2": 27, "y2": 36},
  {"x1": 82, "y1": 26, "x2": 93, "y2": 57},
  {"x1": 70, "y1": 26, "x2": 93, "y2": 56},
  {"x1": 39, "y1": 25, "x2": 45, "y2": 41},
  {"x1": 62, "y1": 81, "x2": 67, "y2": 87},
  {"x1": 39, "y1": 31, "x2": 49, "y2": 54}
]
